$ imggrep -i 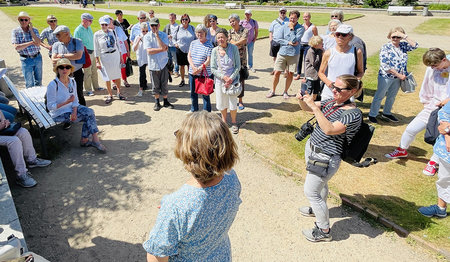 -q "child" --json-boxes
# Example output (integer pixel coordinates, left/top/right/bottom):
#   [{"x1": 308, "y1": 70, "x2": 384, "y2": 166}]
[
  {"x1": 143, "y1": 112, "x2": 242, "y2": 261},
  {"x1": 298, "y1": 35, "x2": 323, "y2": 111}
]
